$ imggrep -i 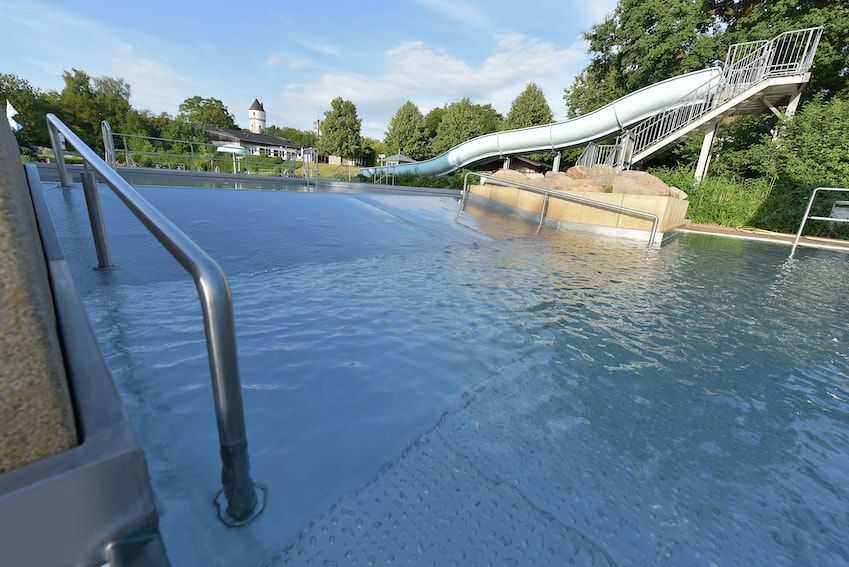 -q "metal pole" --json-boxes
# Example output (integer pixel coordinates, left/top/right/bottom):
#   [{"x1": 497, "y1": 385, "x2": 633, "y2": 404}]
[
  {"x1": 80, "y1": 171, "x2": 112, "y2": 269},
  {"x1": 47, "y1": 120, "x2": 70, "y2": 188}
]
